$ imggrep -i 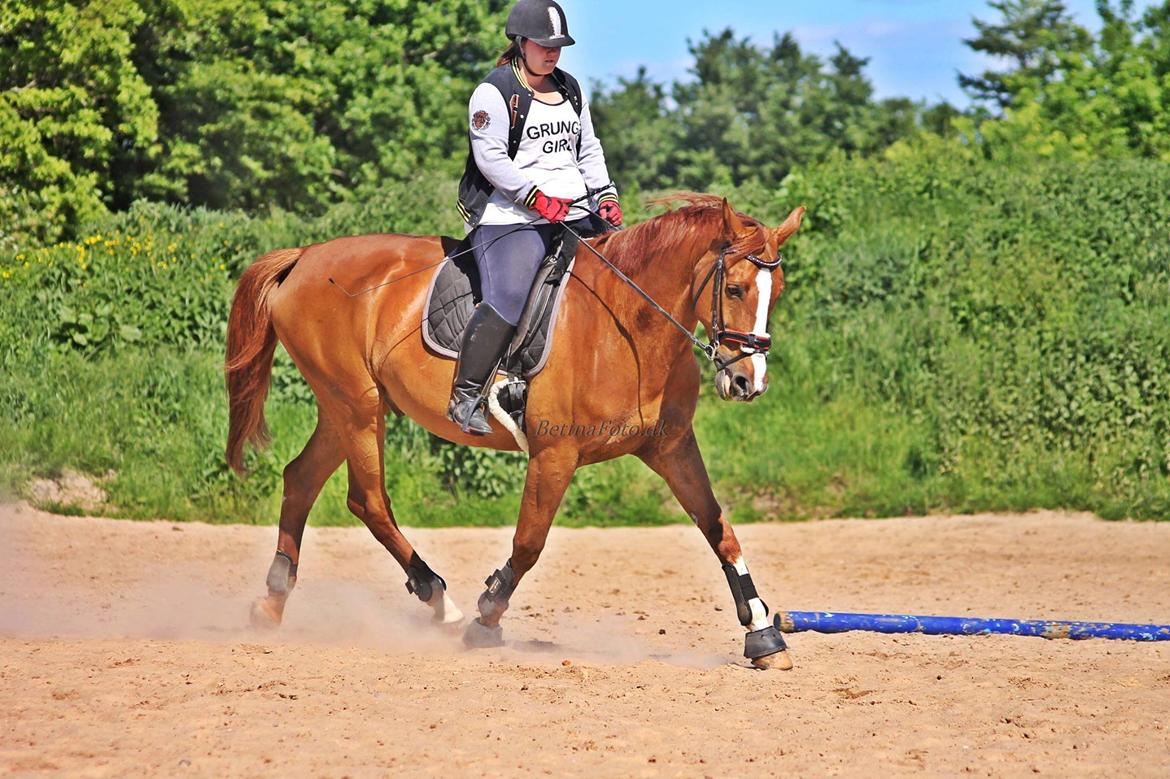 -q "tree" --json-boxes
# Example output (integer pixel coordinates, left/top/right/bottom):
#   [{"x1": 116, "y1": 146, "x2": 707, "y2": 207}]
[
  {"x1": 0, "y1": 1, "x2": 158, "y2": 246},
  {"x1": 590, "y1": 29, "x2": 931, "y2": 194},
  {"x1": 958, "y1": 0, "x2": 1091, "y2": 109},
  {"x1": 588, "y1": 67, "x2": 673, "y2": 192},
  {"x1": 964, "y1": 0, "x2": 1170, "y2": 160},
  {"x1": 139, "y1": 0, "x2": 511, "y2": 213},
  {"x1": 920, "y1": 101, "x2": 964, "y2": 140},
  {"x1": 0, "y1": 0, "x2": 511, "y2": 246}
]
